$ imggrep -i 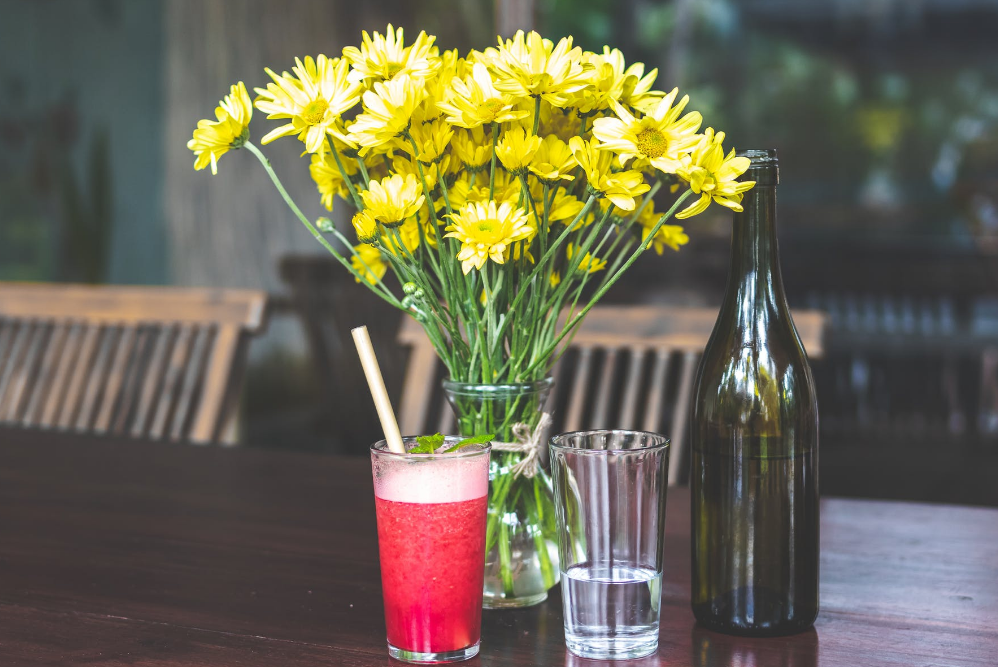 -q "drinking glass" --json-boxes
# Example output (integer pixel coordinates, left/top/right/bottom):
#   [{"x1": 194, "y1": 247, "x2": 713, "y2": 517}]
[
  {"x1": 370, "y1": 438, "x2": 491, "y2": 663},
  {"x1": 549, "y1": 430, "x2": 670, "y2": 660}
]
